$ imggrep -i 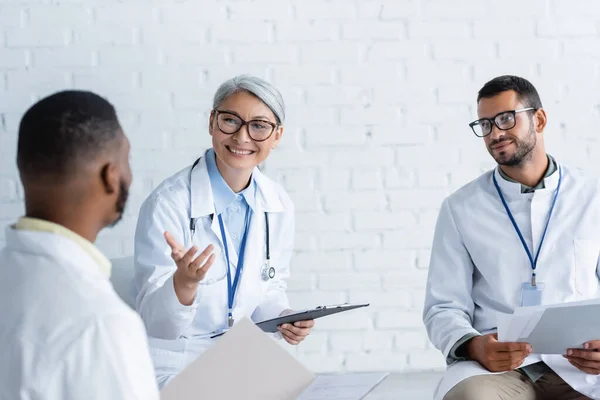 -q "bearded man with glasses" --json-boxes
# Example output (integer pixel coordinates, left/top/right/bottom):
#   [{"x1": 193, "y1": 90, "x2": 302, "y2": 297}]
[{"x1": 424, "y1": 75, "x2": 600, "y2": 400}]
